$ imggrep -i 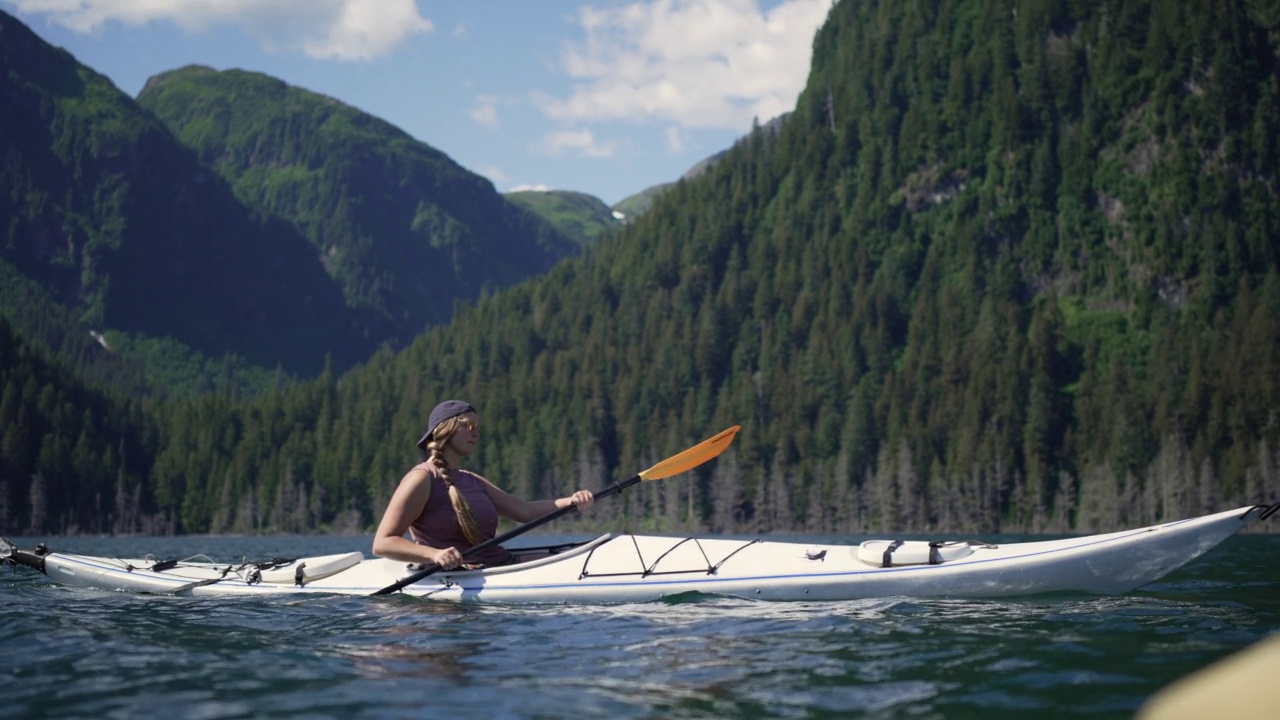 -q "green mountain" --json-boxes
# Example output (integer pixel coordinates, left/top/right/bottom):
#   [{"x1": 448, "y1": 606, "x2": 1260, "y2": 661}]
[
  {"x1": 0, "y1": 11, "x2": 370, "y2": 378},
  {"x1": 135, "y1": 66, "x2": 581, "y2": 348},
  {"x1": 504, "y1": 190, "x2": 621, "y2": 247},
  {"x1": 4, "y1": 0, "x2": 1279, "y2": 537}
]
